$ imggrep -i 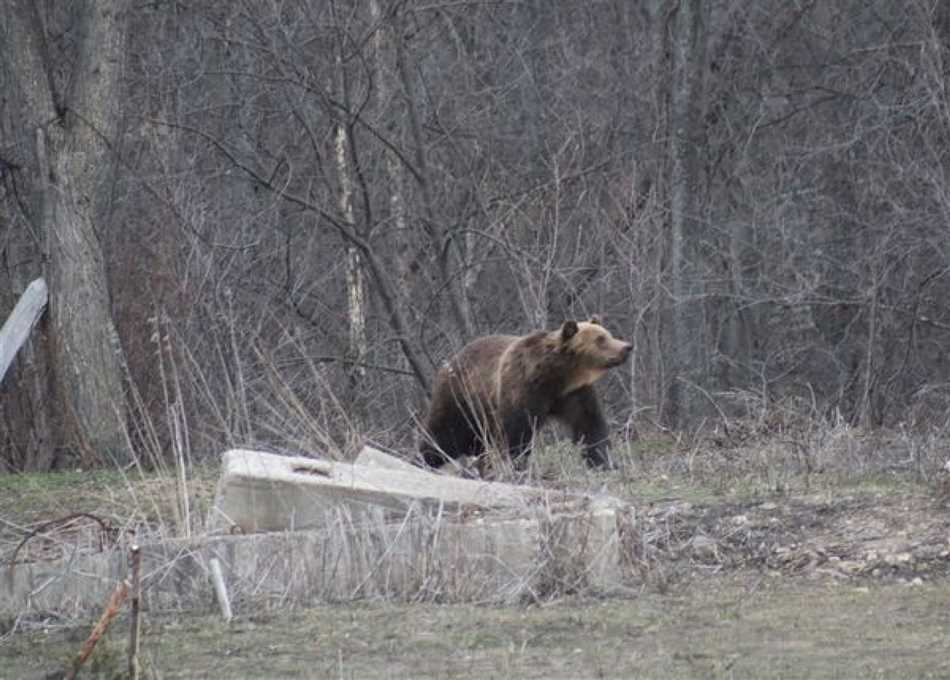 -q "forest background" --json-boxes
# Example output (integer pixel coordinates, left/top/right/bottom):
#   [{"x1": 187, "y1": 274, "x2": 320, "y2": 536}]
[{"x1": 3, "y1": 0, "x2": 950, "y2": 473}]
